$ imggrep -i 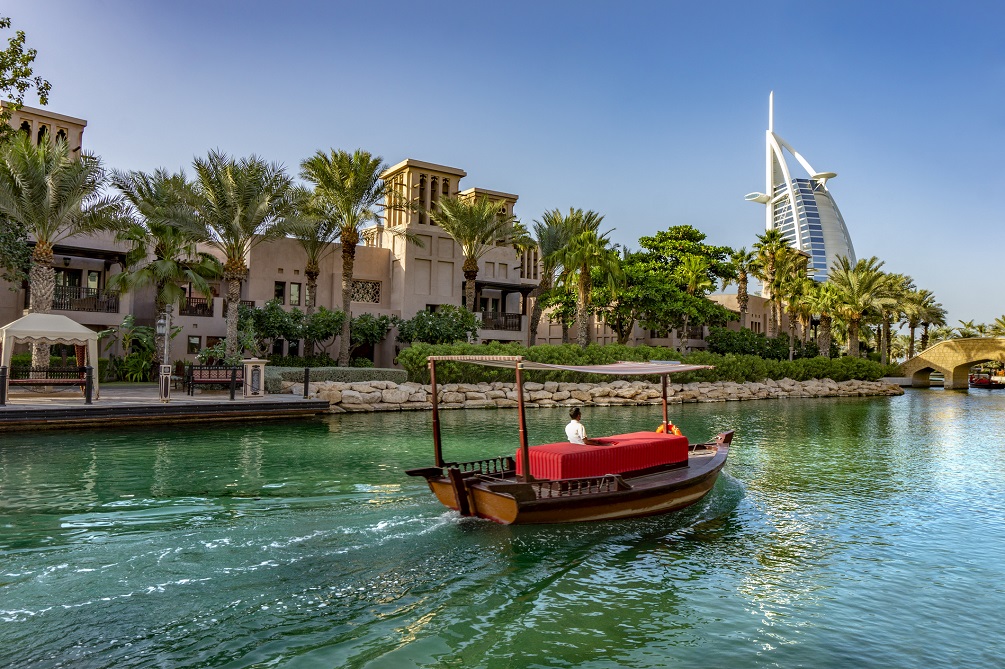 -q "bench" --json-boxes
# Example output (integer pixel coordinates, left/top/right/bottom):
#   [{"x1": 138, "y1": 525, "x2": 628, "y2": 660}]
[
  {"x1": 186, "y1": 365, "x2": 243, "y2": 397},
  {"x1": 1, "y1": 365, "x2": 95, "y2": 405}
]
